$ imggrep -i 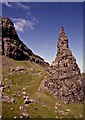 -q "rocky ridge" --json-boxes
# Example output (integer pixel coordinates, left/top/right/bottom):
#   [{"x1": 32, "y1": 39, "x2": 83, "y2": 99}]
[
  {"x1": 0, "y1": 17, "x2": 49, "y2": 67},
  {"x1": 44, "y1": 26, "x2": 85, "y2": 104}
]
